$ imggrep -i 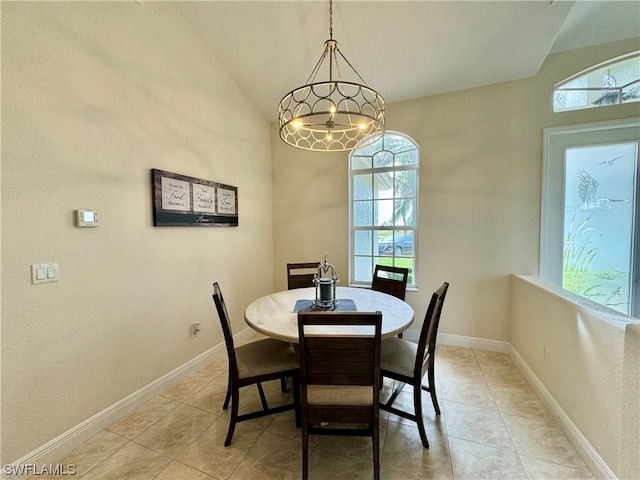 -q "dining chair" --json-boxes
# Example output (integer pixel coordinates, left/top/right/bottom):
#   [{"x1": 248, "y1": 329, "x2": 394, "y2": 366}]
[
  {"x1": 371, "y1": 264, "x2": 409, "y2": 301},
  {"x1": 371, "y1": 264, "x2": 409, "y2": 338},
  {"x1": 297, "y1": 311, "x2": 382, "y2": 480},
  {"x1": 379, "y1": 281, "x2": 449, "y2": 448},
  {"x1": 212, "y1": 282, "x2": 301, "y2": 447},
  {"x1": 287, "y1": 262, "x2": 319, "y2": 289}
]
